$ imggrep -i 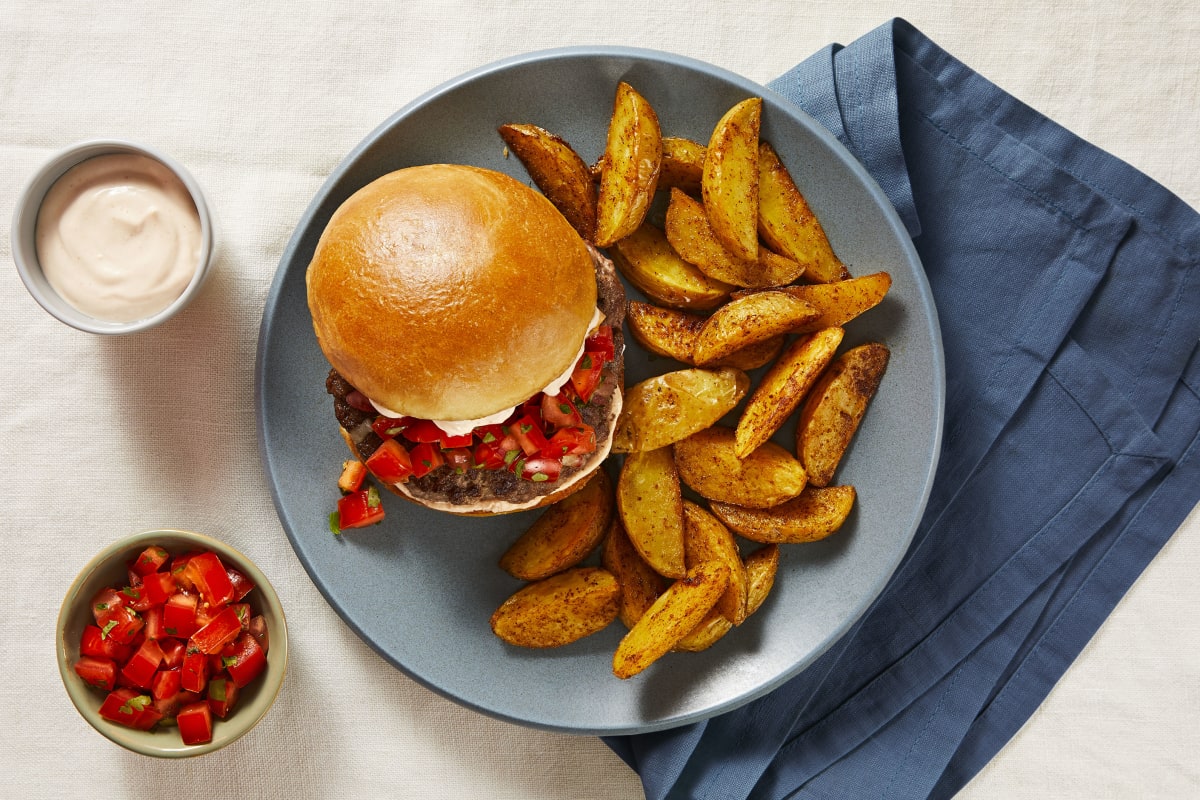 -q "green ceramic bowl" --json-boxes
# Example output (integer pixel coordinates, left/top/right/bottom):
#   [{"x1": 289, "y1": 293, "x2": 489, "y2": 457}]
[{"x1": 56, "y1": 529, "x2": 287, "y2": 757}]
